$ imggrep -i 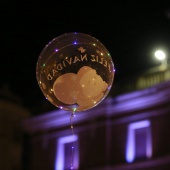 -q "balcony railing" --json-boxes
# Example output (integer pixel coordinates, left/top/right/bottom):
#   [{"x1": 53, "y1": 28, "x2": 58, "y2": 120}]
[{"x1": 112, "y1": 65, "x2": 170, "y2": 96}]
